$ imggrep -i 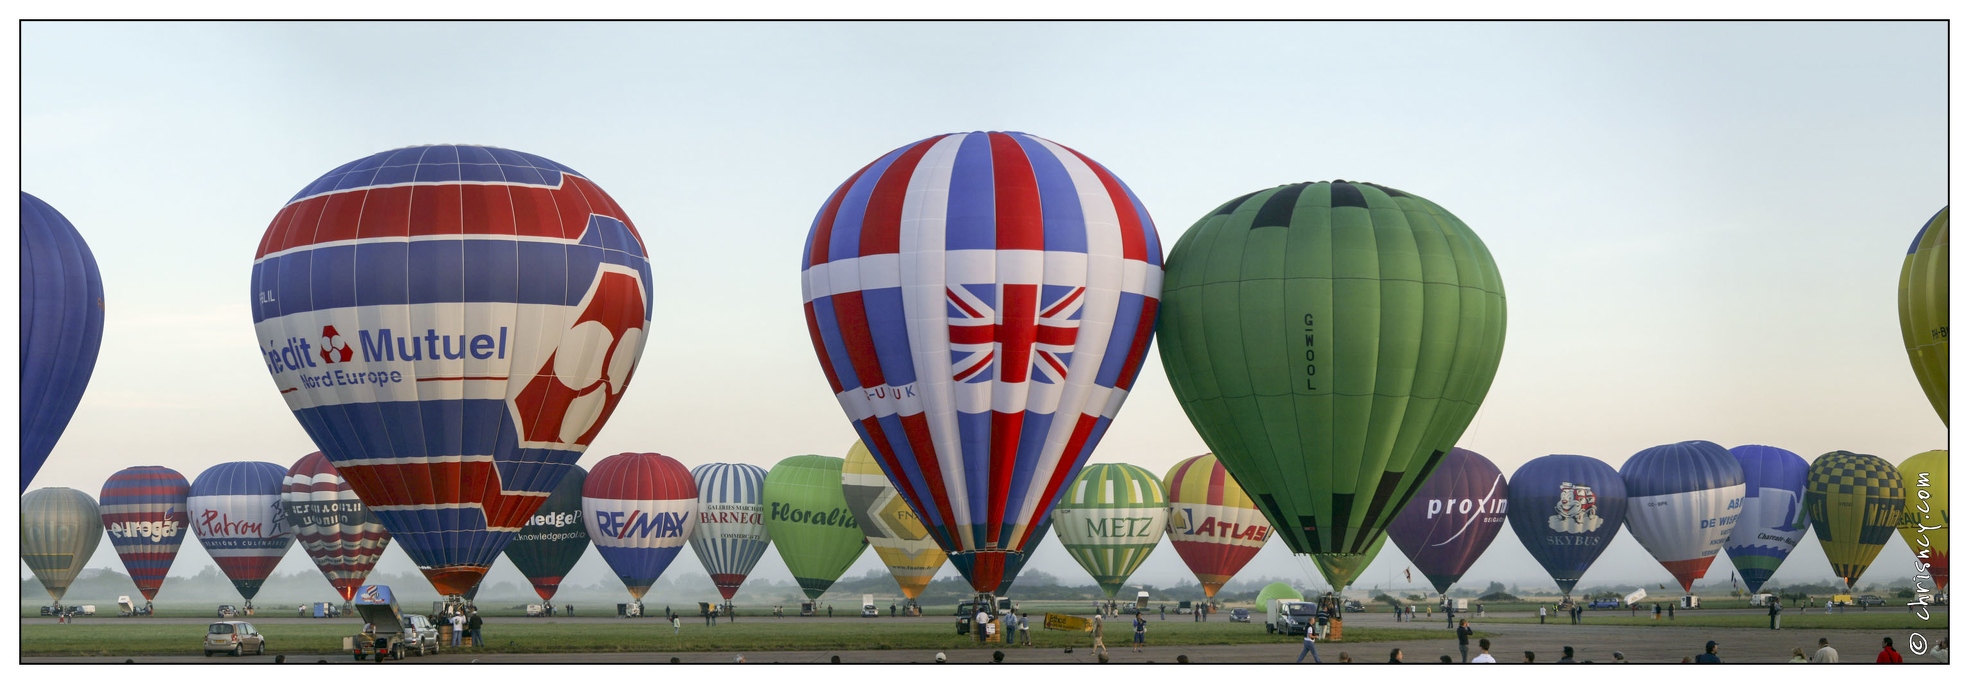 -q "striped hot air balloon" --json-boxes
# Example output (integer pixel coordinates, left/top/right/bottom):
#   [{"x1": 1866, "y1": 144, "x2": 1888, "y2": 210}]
[
  {"x1": 843, "y1": 443, "x2": 944, "y2": 601},
  {"x1": 282, "y1": 452, "x2": 391, "y2": 601},
  {"x1": 504, "y1": 465, "x2": 590, "y2": 602},
  {"x1": 689, "y1": 462, "x2": 772, "y2": 600},
  {"x1": 1806, "y1": 451, "x2": 1905, "y2": 589},
  {"x1": 1055, "y1": 463, "x2": 1167, "y2": 597},
  {"x1": 800, "y1": 131, "x2": 1163, "y2": 594},
  {"x1": 100, "y1": 466, "x2": 190, "y2": 602},
  {"x1": 1620, "y1": 441, "x2": 1746, "y2": 593},
  {"x1": 583, "y1": 453, "x2": 697, "y2": 600},
  {"x1": 21, "y1": 487, "x2": 104, "y2": 603},
  {"x1": 189, "y1": 462, "x2": 294, "y2": 602},
  {"x1": 1164, "y1": 454, "x2": 1271, "y2": 598},
  {"x1": 250, "y1": 145, "x2": 652, "y2": 597}
]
